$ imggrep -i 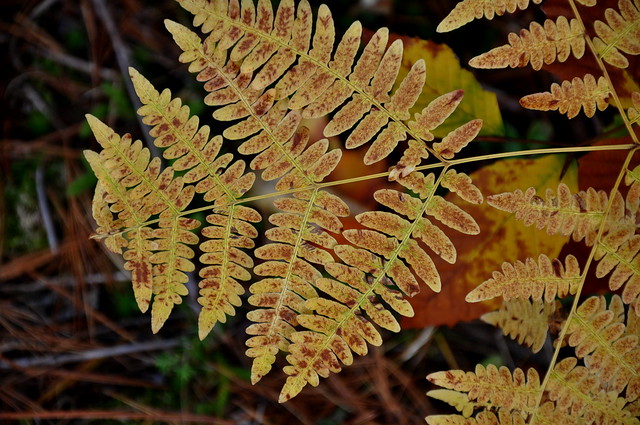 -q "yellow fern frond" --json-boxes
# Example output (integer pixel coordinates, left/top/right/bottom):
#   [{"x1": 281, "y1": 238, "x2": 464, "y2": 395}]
[
  {"x1": 173, "y1": 0, "x2": 481, "y2": 171},
  {"x1": 247, "y1": 188, "x2": 348, "y2": 384},
  {"x1": 437, "y1": 0, "x2": 544, "y2": 33},
  {"x1": 482, "y1": 299, "x2": 556, "y2": 353},
  {"x1": 427, "y1": 364, "x2": 541, "y2": 412},
  {"x1": 592, "y1": 0, "x2": 640, "y2": 68},
  {"x1": 197, "y1": 204, "x2": 261, "y2": 339},
  {"x1": 278, "y1": 261, "x2": 414, "y2": 402},
  {"x1": 487, "y1": 182, "x2": 609, "y2": 245},
  {"x1": 467, "y1": 254, "x2": 581, "y2": 303},
  {"x1": 242, "y1": 115, "x2": 346, "y2": 384},
  {"x1": 519, "y1": 74, "x2": 611, "y2": 118},
  {"x1": 129, "y1": 69, "x2": 261, "y2": 337},
  {"x1": 85, "y1": 68, "x2": 261, "y2": 334},
  {"x1": 278, "y1": 170, "x2": 481, "y2": 401},
  {"x1": 84, "y1": 116, "x2": 199, "y2": 332},
  {"x1": 469, "y1": 17, "x2": 585, "y2": 70}
]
